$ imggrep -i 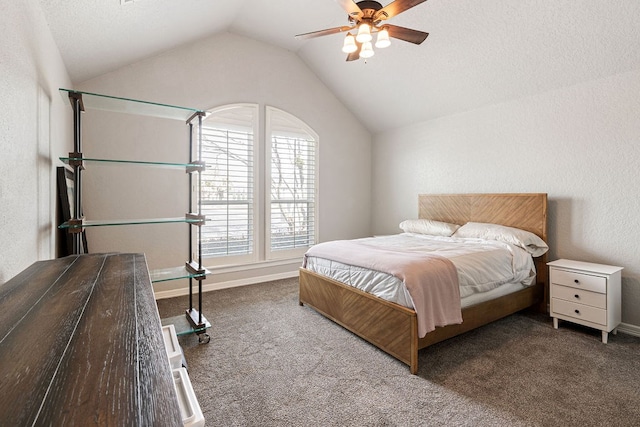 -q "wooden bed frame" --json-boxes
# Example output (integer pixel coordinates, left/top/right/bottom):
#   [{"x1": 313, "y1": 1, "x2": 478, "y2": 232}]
[{"x1": 299, "y1": 193, "x2": 548, "y2": 374}]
